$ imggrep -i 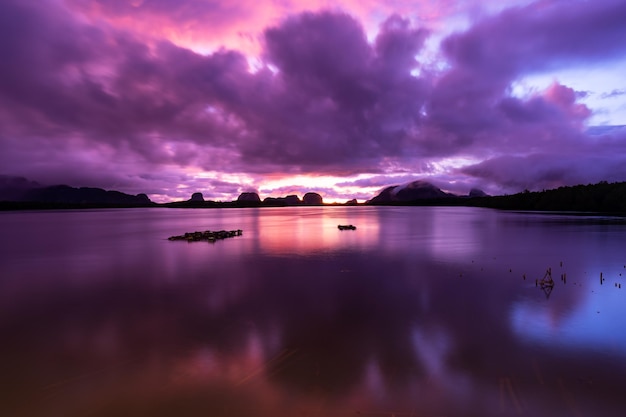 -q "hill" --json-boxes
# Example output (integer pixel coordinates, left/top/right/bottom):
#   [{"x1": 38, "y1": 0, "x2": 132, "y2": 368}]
[
  {"x1": 0, "y1": 177, "x2": 154, "y2": 209},
  {"x1": 367, "y1": 180, "x2": 456, "y2": 204},
  {"x1": 470, "y1": 181, "x2": 626, "y2": 213}
]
